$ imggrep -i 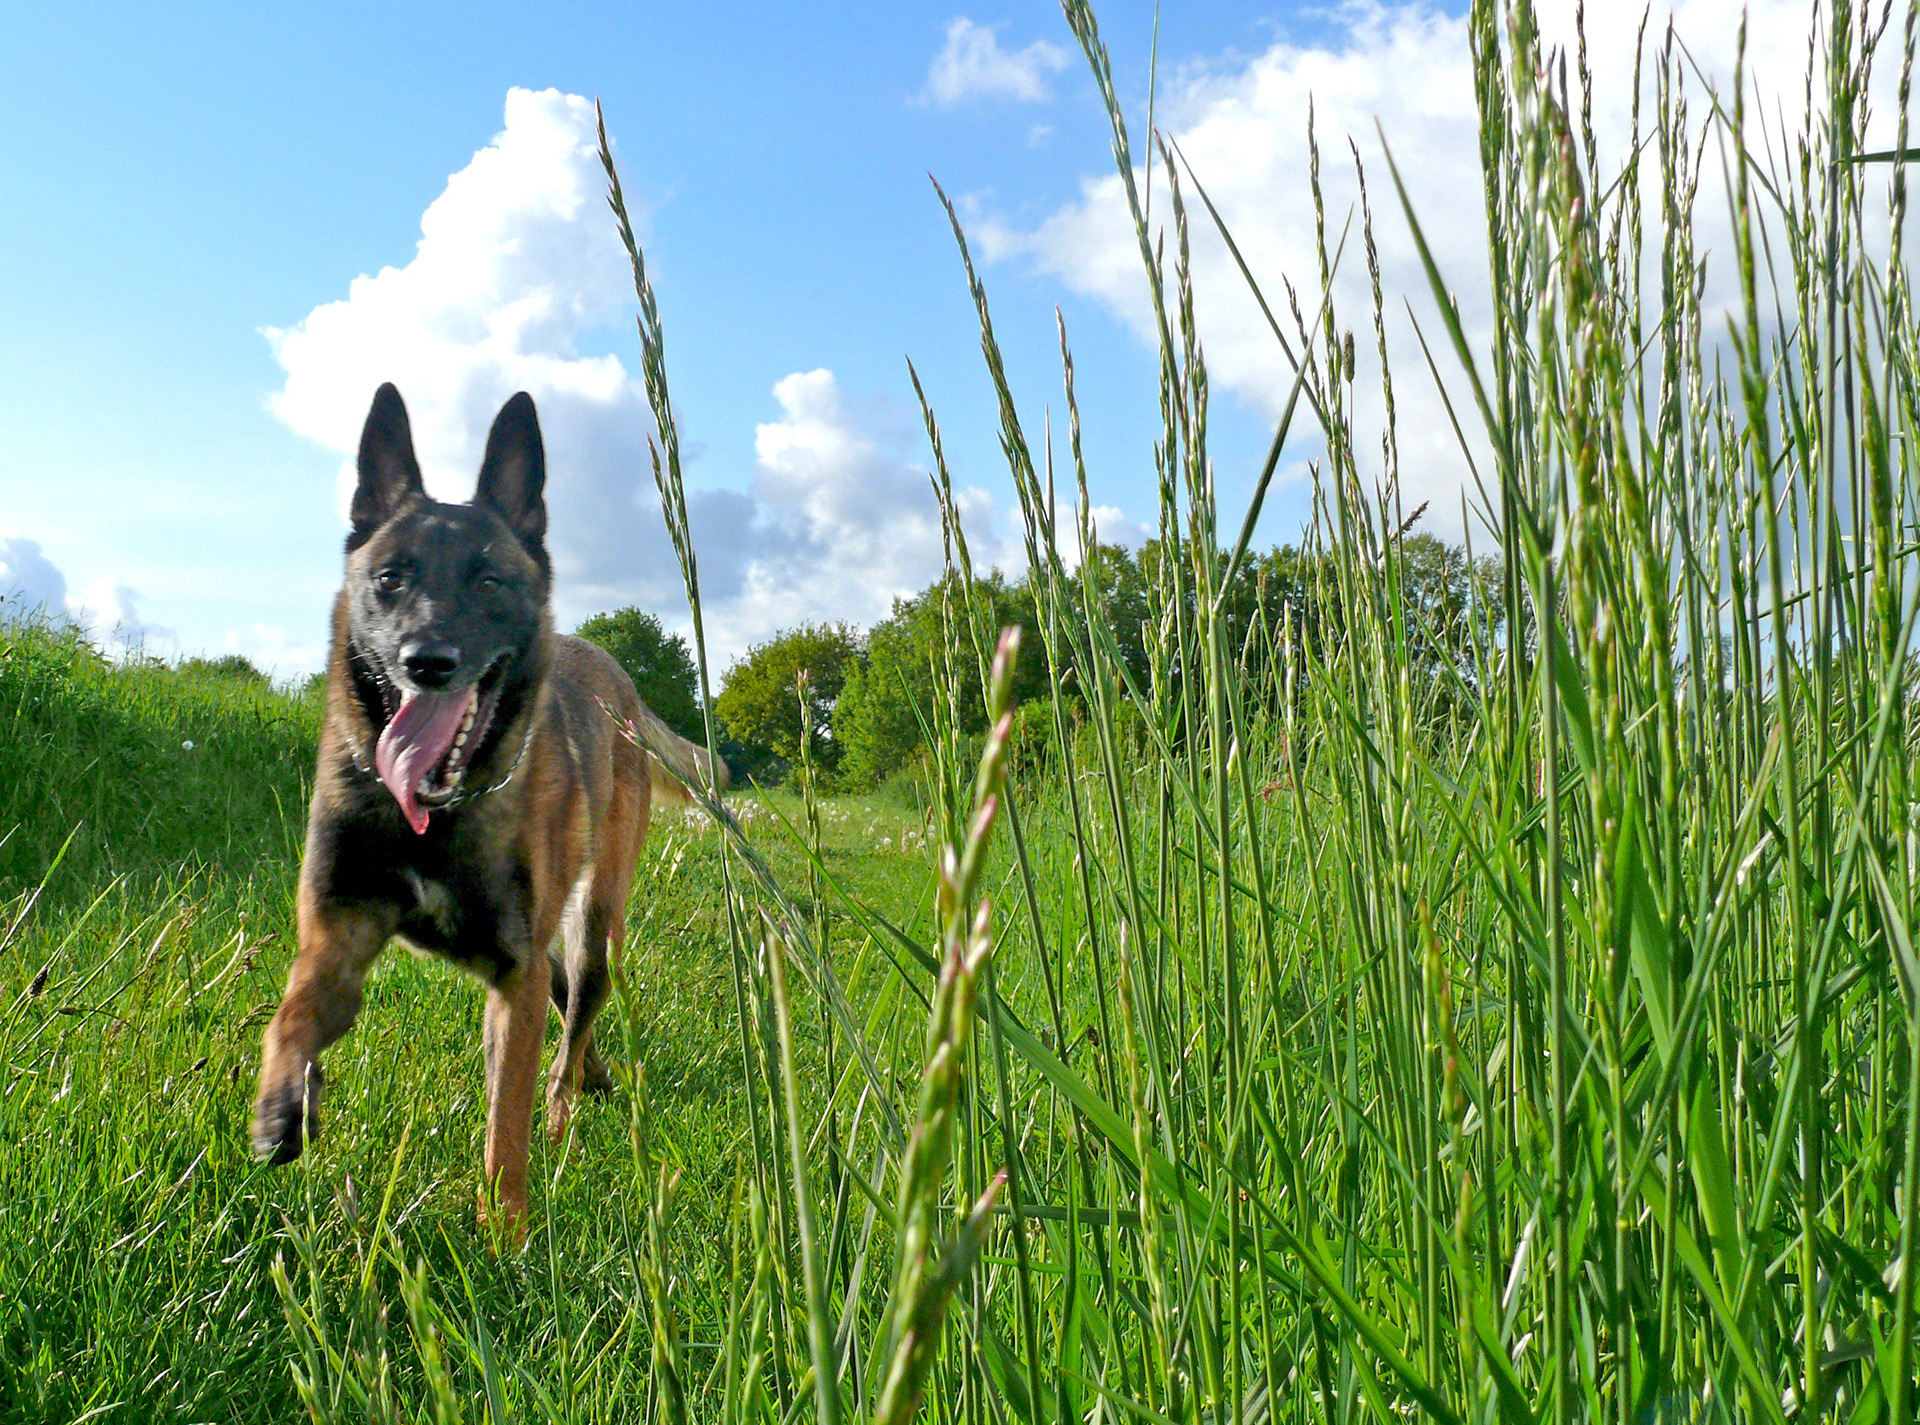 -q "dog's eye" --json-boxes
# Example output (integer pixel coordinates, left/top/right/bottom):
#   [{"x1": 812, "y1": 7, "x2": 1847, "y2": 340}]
[
  {"x1": 476, "y1": 572, "x2": 504, "y2": 592},
  {"x1": 376, "y1": 568, "x2": 406, "y2": 594}
]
